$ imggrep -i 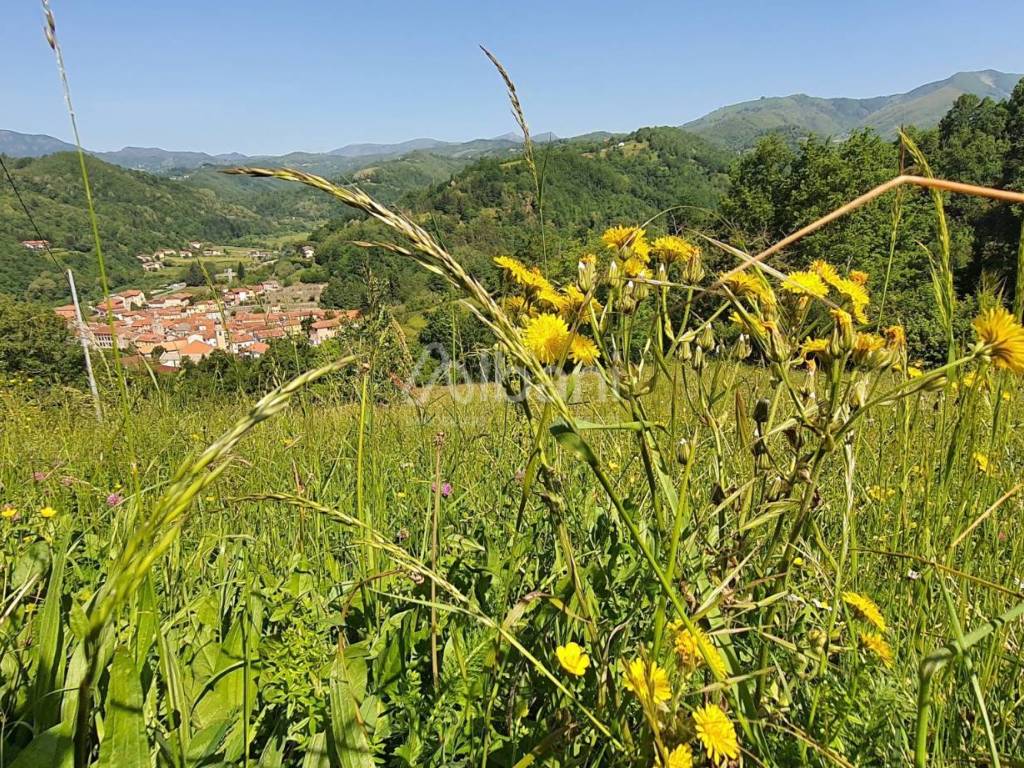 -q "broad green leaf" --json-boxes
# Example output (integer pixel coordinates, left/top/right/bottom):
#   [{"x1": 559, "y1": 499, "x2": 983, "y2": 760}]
[
  {"x1": 6, "y1": 721, "x2": 73, "y2": 768},
  {"x1": 302, "y1": 731, "x2": 331, "y2": 768},
  {"x1": 327, "y1": 649, "x2": 373, "y2": 768},
  {"x1": 31, "y1": 533, "x2": 66, "y2": 731},
  {"x1": 97, "y1": 648, "x2": 150, "y2": 768}
]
